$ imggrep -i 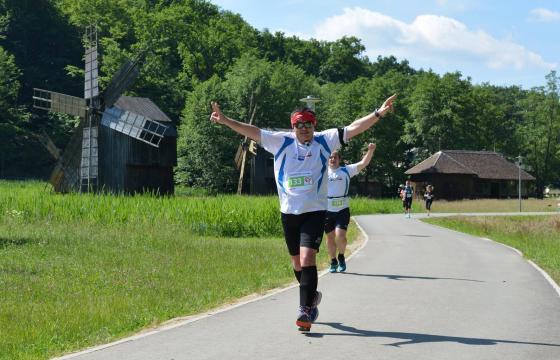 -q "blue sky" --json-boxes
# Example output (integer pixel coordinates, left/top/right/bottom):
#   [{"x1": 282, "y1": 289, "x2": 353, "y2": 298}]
[{"x1": 209, "y1": 0, "x2": 559, "y2": 89}]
